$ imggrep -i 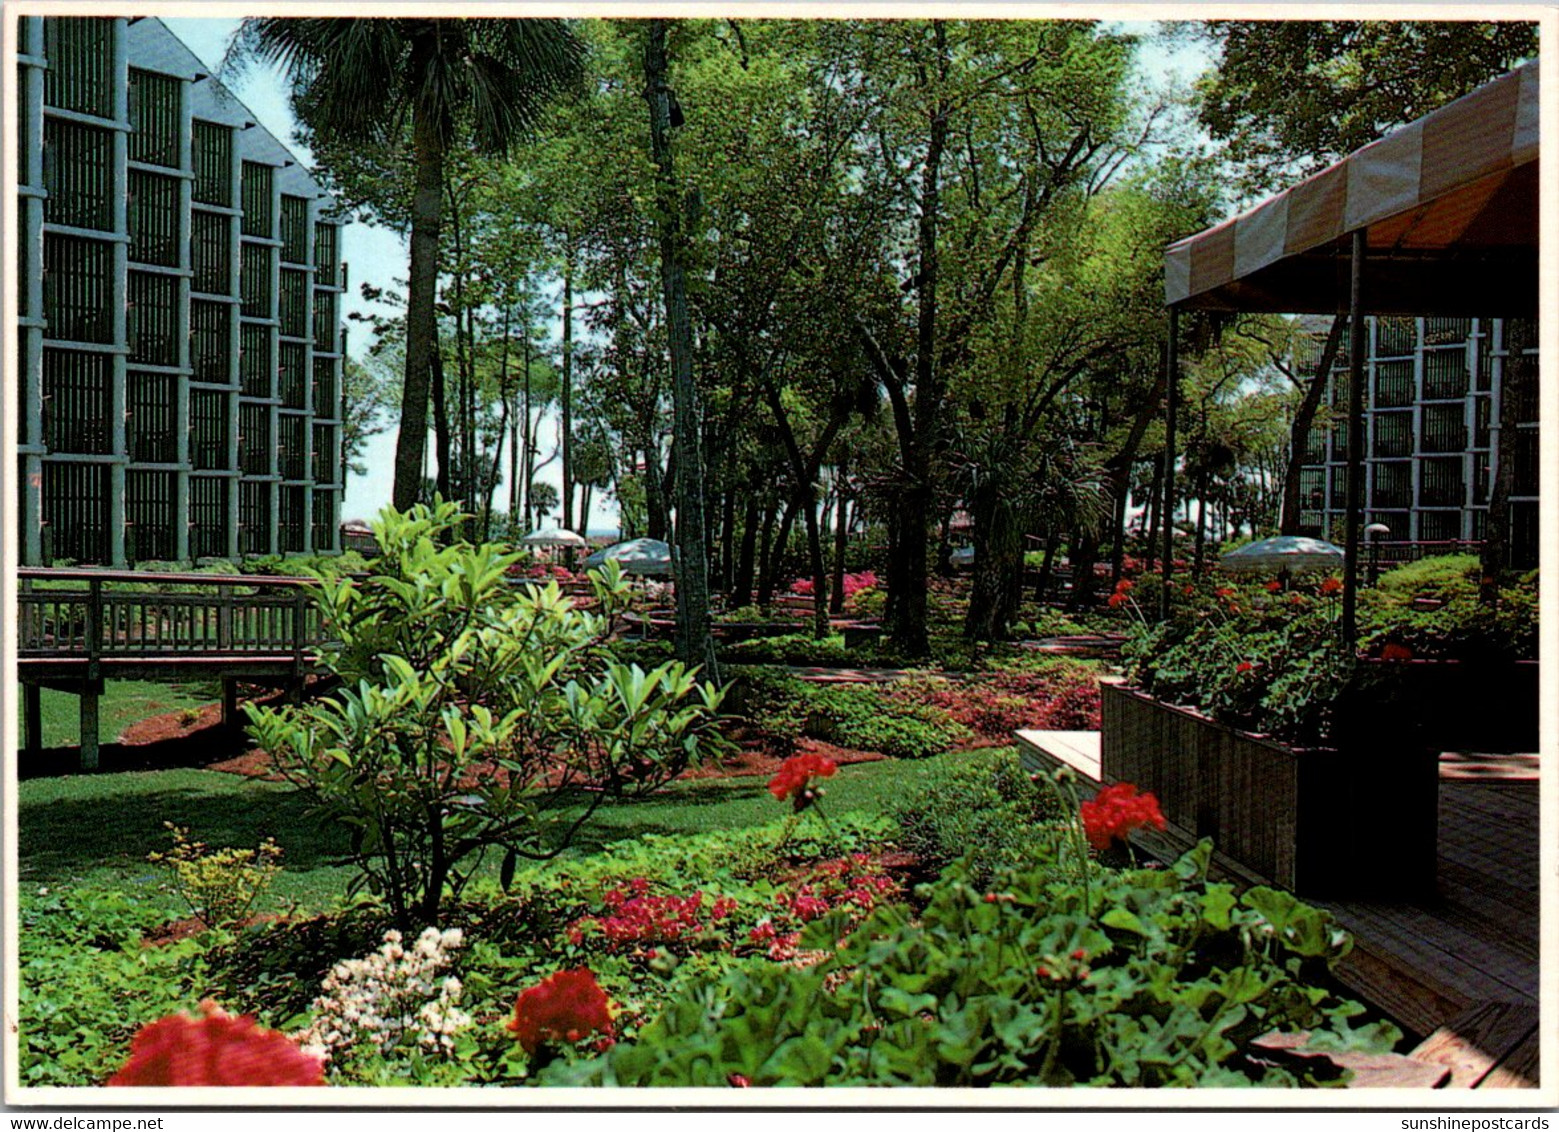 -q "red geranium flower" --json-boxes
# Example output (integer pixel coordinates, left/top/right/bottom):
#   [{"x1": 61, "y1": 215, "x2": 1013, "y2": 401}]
[
  {"x1": 1235, "y1": 661, "x2": 1254, "y2": 675},
  {"x1": 1114, "y1": 578, "x2": 1134, "y2": 594},
  {"x1": 1319, "y1": 576, "x2": 1343, "y2": 596},
  {"x1": 1265, "y1": 579, "x2": 1282, "y2": 593},
  {"x1": 1079, "y1": 783, "x2": 1167, "y2": 852},
  {"x1": 508, "y1": 969, "x2": 615, "y2": 1056},
  {"x1": 767, "y1": 751, "x2": 838, "y2": 808},
  {"x1": 1107, "y1": 592, "x2": 1129, "y2": 609},
  {"x1": 108, "y1": 1001, "x2": 324, "y2": 1087}
]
